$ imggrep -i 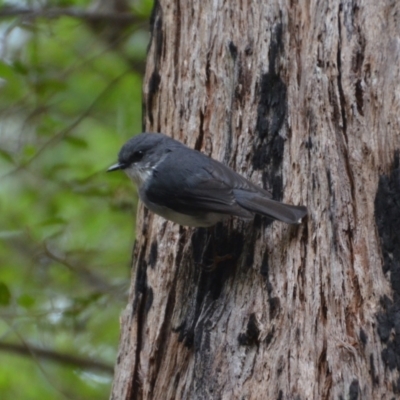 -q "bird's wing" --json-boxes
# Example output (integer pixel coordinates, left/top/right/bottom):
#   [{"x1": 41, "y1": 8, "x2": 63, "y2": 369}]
[
  {"x1": 205, "y1": 157, "x2": 272, "y2": 196},
  {"x1": 144, "y1": 148, "x2": 307, "y2": 224},
  {"x1": 144, "y1": 150, "x2": 256, "y2": 218},
  {"x1": 206, "y1": 156, "x2": 307, "y2": 224}
]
